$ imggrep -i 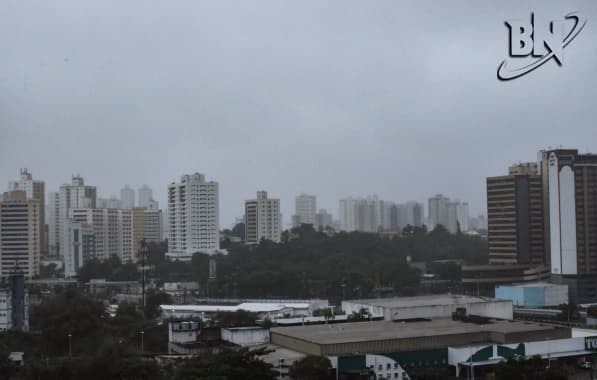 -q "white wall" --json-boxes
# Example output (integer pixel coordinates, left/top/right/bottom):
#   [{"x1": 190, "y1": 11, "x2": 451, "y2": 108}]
[{"x1": 221, "y1": 327, "x2": 270, "y2": 347}]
